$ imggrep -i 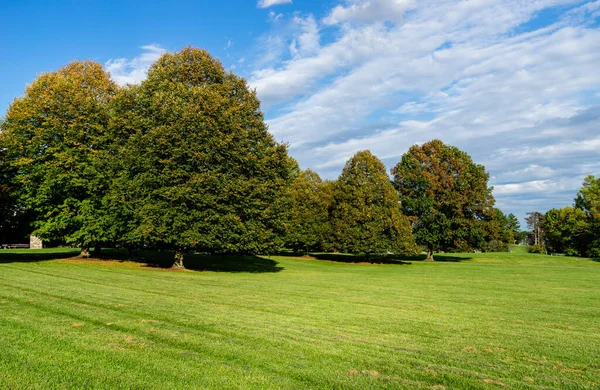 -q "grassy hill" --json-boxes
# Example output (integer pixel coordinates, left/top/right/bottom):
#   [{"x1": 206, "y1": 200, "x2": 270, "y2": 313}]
[{"x1": 0, "y1": 249, "x2": 598, "y2": 389}]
